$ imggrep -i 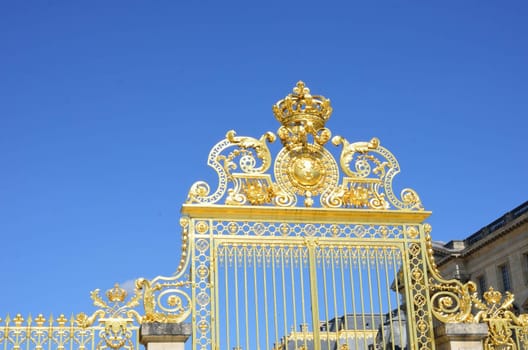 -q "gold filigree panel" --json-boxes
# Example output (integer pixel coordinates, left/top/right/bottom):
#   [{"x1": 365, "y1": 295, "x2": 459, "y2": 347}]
[{"x1": 204, "y1": 221, "x2": 418, "y2": 240}]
